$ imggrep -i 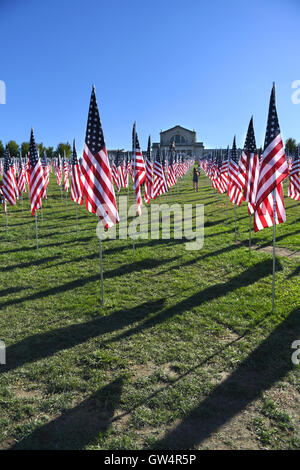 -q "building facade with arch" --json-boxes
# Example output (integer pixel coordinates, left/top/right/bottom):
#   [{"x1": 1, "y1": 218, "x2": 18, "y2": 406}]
[{"x1": 152, "y1": 125, "x2": 205, "y2": 158}]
